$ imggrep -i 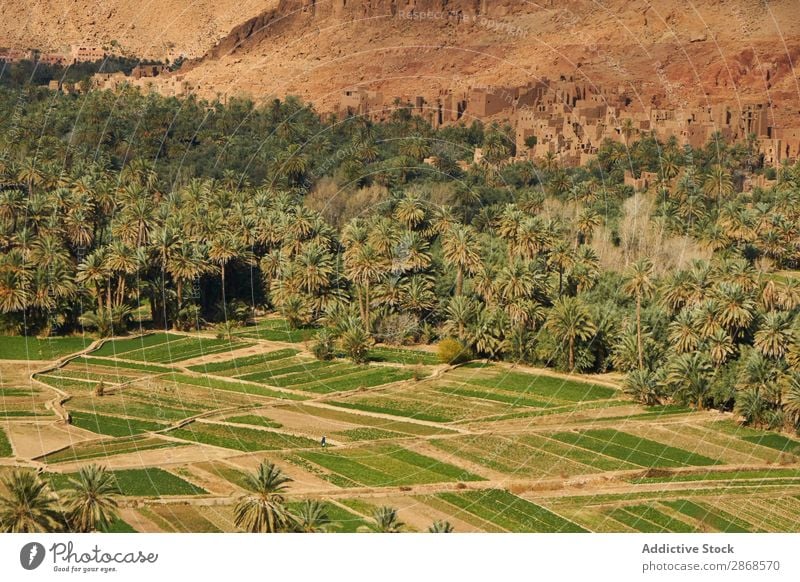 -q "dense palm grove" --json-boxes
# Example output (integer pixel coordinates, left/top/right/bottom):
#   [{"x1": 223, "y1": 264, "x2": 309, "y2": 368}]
[{"x1": 1, "y1": 86, "x2": 800, "y2": 433}]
